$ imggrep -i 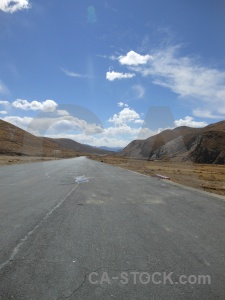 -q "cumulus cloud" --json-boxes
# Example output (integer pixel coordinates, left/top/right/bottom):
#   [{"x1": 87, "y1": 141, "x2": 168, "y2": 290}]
[
  {"x1": 0, "y1": 111, "x2": 7, "y2": 114},
  {"x1": 108, "y1": 107, "x2": 143, "y2": 125},
  {"x1": 3, "y1": 116, "x2": 33, "y2": 128},
  {"x1": 12, "y1": 99, "x2": 58, "y2": 112},
  {"x1": 117, "y1": 102, "x2": 128, "y2": 107},
  {"x1": 132, "y1": 84, "x2": 145, "y2": 98},
  {"x1": 106, "y1": 71, "x2": 135, "y2": 81},
  {"x1": 57, "y1": 110, "x2": 70, "y2": 116},
  {"x1": 44, "y1": 107, "x2": 151, "y2": 147},
  {"x1": 2, "y1": 116, "x2": 40, "y2": 135},
  {"x1": 0, "y1": 0, "x2": 31, "y2": 13},
  {"x1": 174, "y1": 116, "x2": 207, "y2": 128},
  {"x1": 118, "y1": 51, "x2": 153, "y2": 66},
  {"x1": 103, "y1": 107, "x2": 155, "y2": 144},
  {"x1": 104, "y1": 124, "x2": 154, "y2": 139}
]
